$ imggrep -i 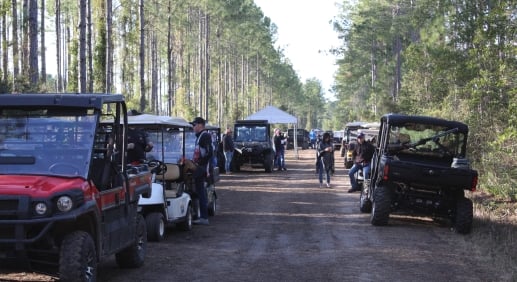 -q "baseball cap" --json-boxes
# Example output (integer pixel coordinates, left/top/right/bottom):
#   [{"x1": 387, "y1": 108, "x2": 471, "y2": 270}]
[
  {"x1": 357, "y1": 132, "x2": 365, "y2": 139},
  {"x1": 190, "y1": 117, "x2": 206, "y2": 126}
]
